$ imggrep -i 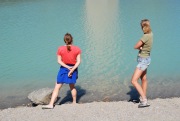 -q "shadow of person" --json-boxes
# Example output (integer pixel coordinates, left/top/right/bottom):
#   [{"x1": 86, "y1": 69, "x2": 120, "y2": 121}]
[
  {"x1": 57, "y1": 85, "x2": 86, "y2": 105},
  {"x1": 127, "y1": 86, "x2": 140, "y2": 103}
]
